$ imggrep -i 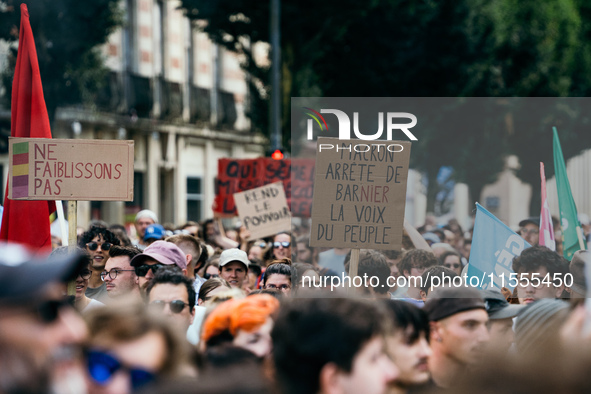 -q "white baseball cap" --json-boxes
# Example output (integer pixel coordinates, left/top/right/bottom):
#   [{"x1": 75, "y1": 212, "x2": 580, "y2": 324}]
[{"x1": 219, "y1": 248, "x2": 250, "y2": 268}]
